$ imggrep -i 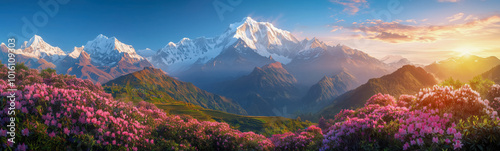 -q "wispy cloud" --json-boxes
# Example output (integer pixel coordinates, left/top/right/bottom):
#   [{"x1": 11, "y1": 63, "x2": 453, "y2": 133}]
[
  {"x1": 330, "y1": 26, "x2": 344, "y2": 32},
  {"x1": 330, "y1": 0, "x2": 368, "y2": 15},
  {"x1": 464, "y1": 15, "x2": 478, "y2": 21},
  {"x1": 447, "y1": 13, "x2": 464, "y2": 22},
  {"x1": 341, "y1": 15, "x2": 500, "y2": 43}
]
